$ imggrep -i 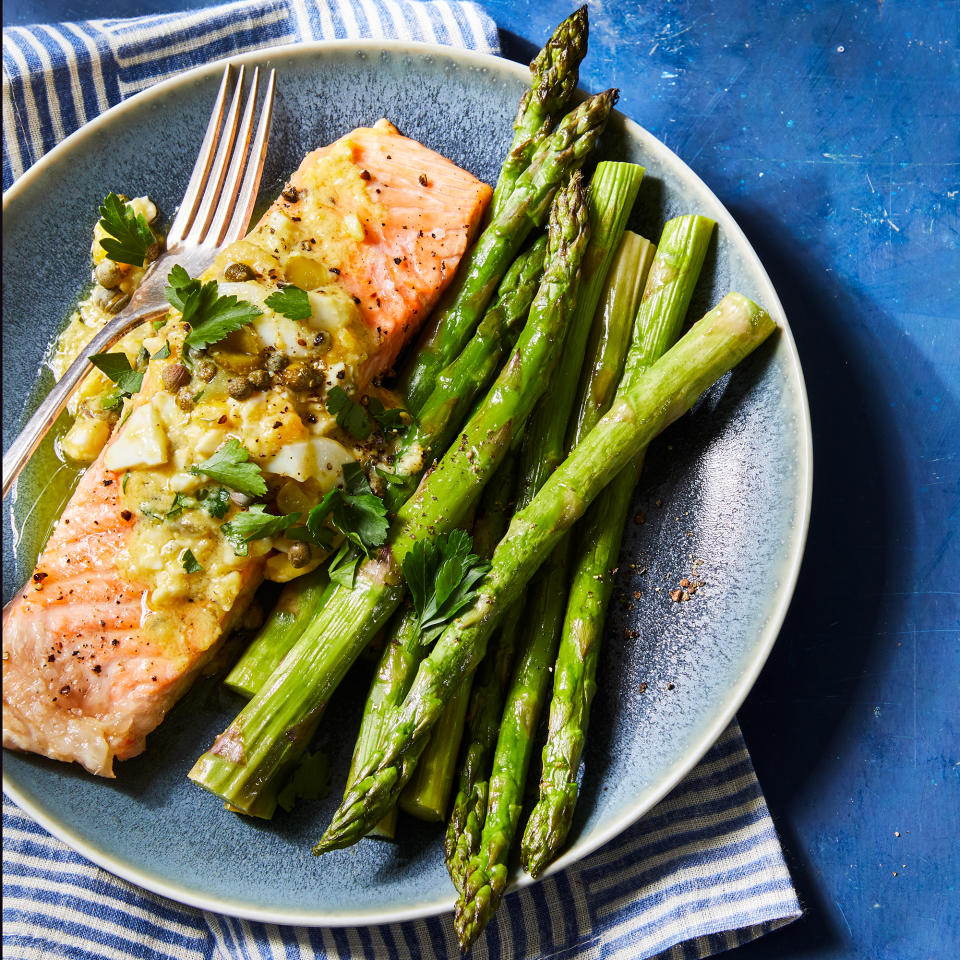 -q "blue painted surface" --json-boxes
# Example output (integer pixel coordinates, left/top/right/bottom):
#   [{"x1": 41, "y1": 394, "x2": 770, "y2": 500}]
[{"x1": 3, "y1": 1, "x2": 958, "y2": 957}]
